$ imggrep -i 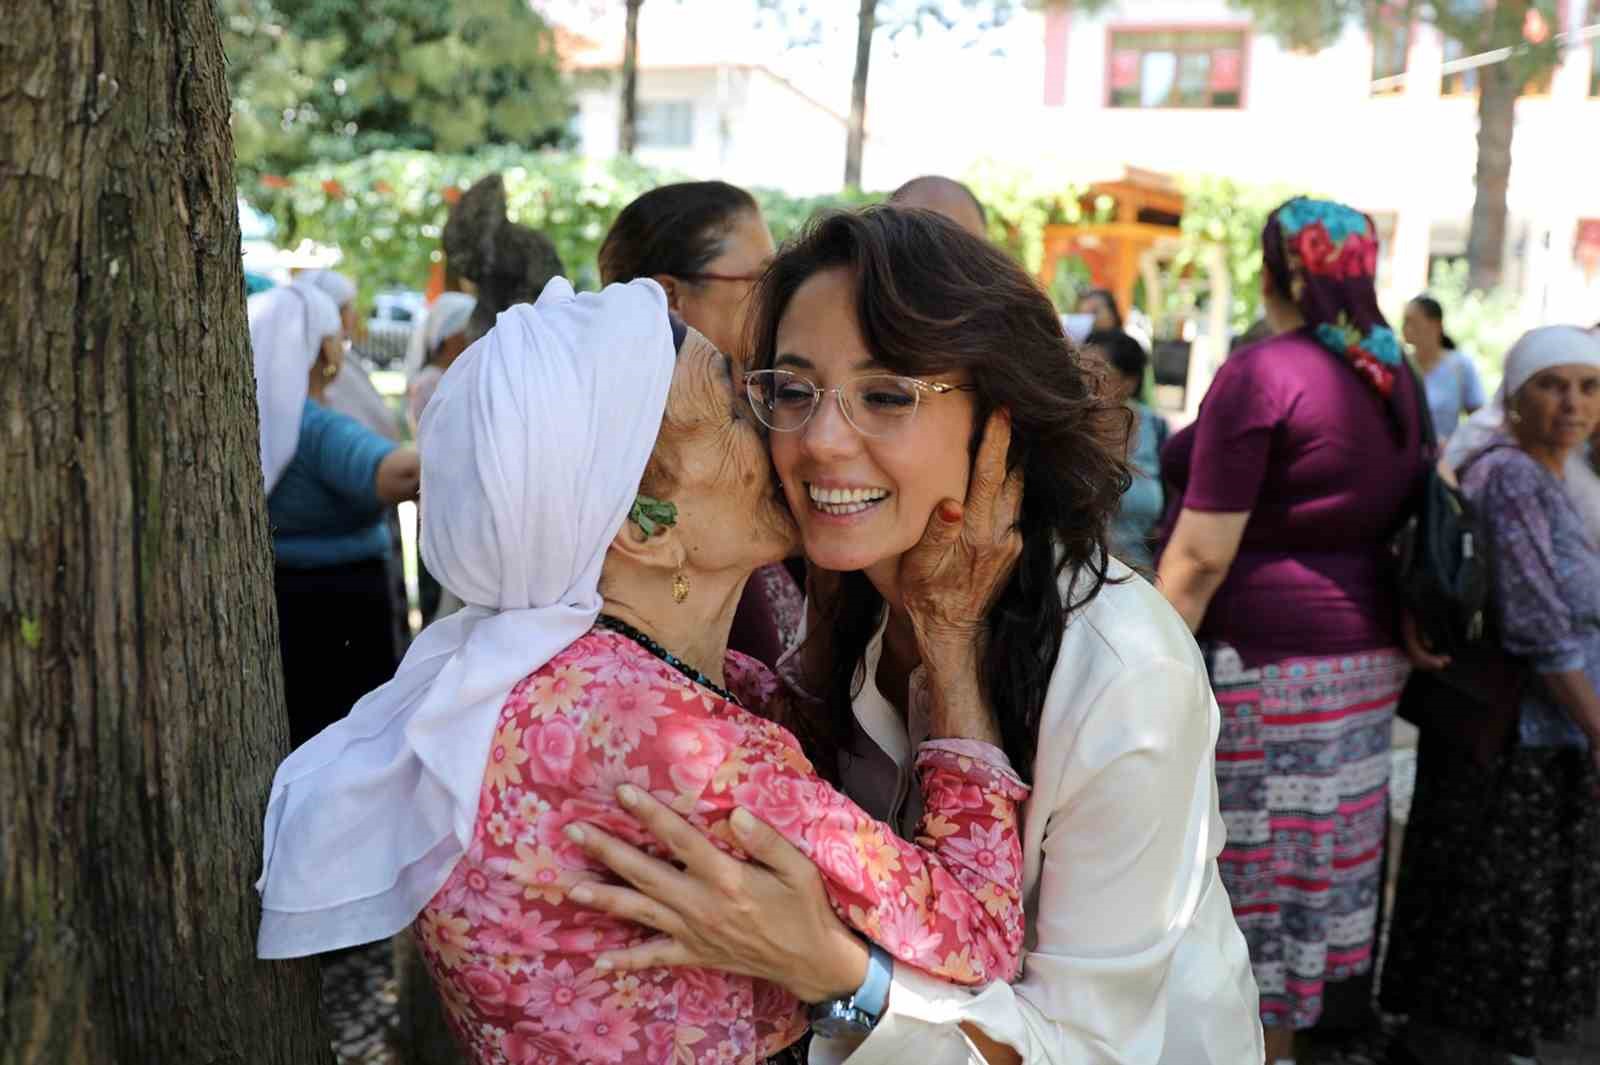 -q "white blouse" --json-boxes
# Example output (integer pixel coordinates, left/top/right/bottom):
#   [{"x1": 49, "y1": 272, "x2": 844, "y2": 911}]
[{"x1": 809, "y1": 562, "x2": 1263, "y2": 1065}]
